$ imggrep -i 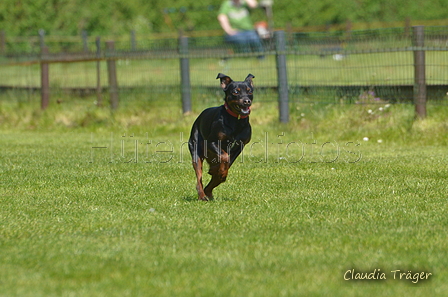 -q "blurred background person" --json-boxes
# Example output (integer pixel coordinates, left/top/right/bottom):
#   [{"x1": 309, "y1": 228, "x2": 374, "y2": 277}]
[{"x1": 218, "y1": 0, "x2": 264, "y2": 58}]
